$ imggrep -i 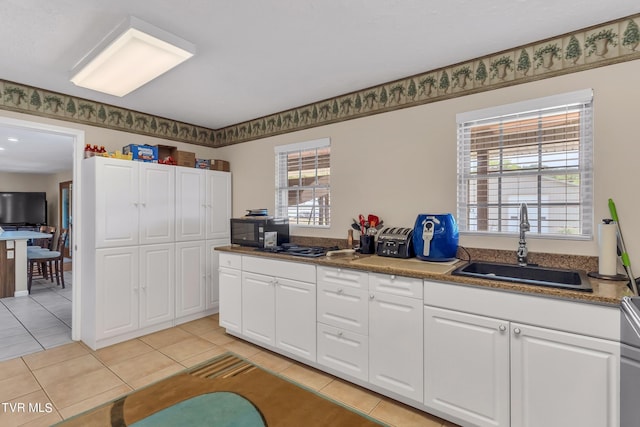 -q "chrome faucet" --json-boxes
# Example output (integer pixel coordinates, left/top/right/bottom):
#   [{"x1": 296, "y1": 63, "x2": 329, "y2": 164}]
[{"x1": 517, "y1": 203, "x2": 530, "y2": 266}]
